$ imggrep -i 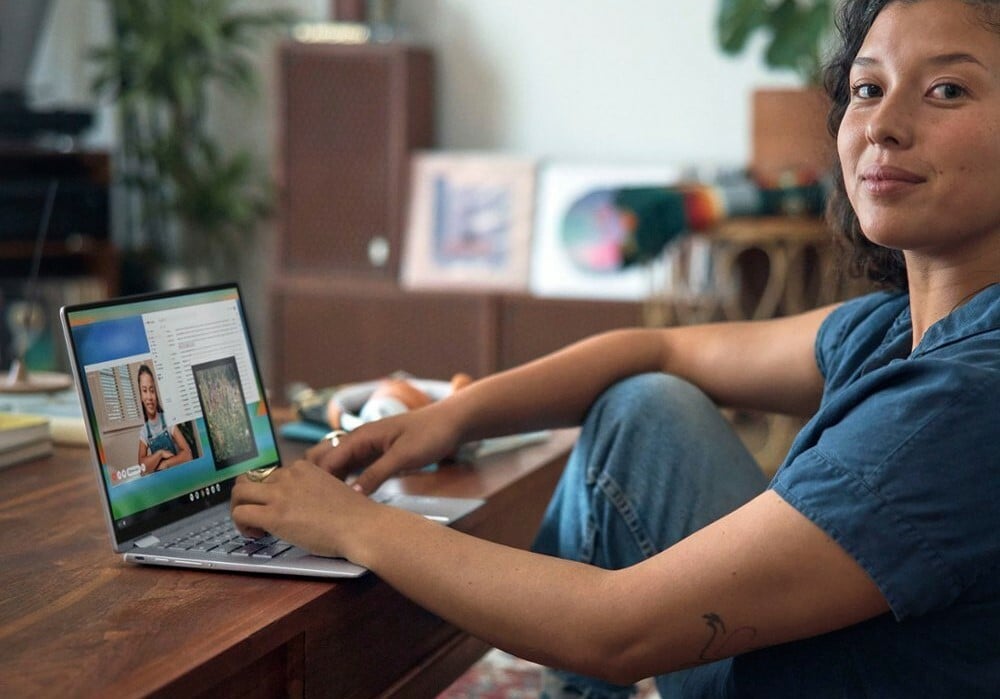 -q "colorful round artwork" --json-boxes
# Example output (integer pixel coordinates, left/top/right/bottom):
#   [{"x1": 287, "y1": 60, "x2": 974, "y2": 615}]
[{"x1": 559, "y1": 188, "x2": 634, "y2": 274}]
